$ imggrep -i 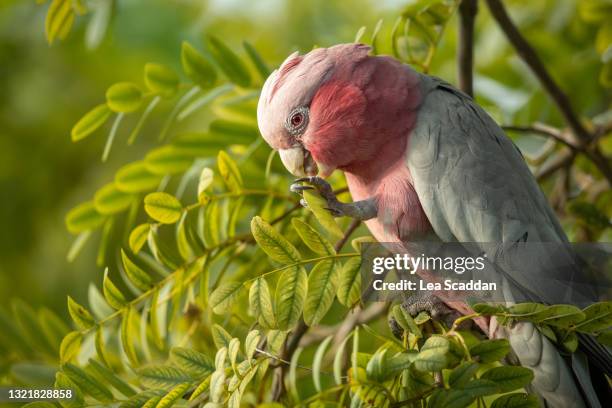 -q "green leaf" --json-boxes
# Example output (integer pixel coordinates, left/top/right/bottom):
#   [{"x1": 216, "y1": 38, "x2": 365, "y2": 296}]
[
  {"x1": 121, "y1": 249, "x2": 153, "y2": 291},
  {"x1": 55, "y1": 371, "x2": 84, "y2": 408},
  {"x1": 469, "y1": 339, "x2": 510, "y2": 363},
  {"x1": 251, "y1": 216, "x2": 301, "y2": 264},
  {"x1": 198, "y1": 167, "x2": 214, "y2": 202},
  {"x1": 212, "y1": 324, "x2": 233, "y2": 349},
  {"x1": 59, "y1": 331, "x2": 82, "y2": 363},
  {"x1": 366, "y1": 347, "x2": 388, "y2": 382},
  {"x1": 448, "y1": 361, "x2": 479, "y2": 388},
  {"x1": 88, "y1": 358, "x2": 136, "y2": 397},
  {"x1": 351, "y1": 383, "x2": 390, "y2": 408},
  {"x1": 209, "y1": 281, "x2": 243, "y2": 314},
  {"x1": 403, "y1": 365, "x2": 434, "y2": 398},
  {"x1": 65, "y1": 201, "x2": 106, "y2": 234},
  {"x1": 137, "y1": 365, "x2": 193, "y2": 388},
  {"x1": 106, "y1": 82, "x2": 143, "y2": 113},
  {"x1": 115, "y1": 161, "x2": 164, "y2": 193},
  {"x1": 243, "y1": 41, "x2": 271, "y2": 78},
  {"x1": 304, "y1": 259, "x2": 338, "y2": 326},
  {"x1": 62, "y1": 362, "x2": 113, "y2": 402},
  {"x1": 472, "y1": 303, "x2": 507, "y2": 315},
  {"x1": 121, "y1": 306, "x2": 139, "y2": 366},
  {"x1": 129, "y1": 224, "x2": 150, "y2": 253},
  {"x1": 157, "y1": 382, "x2": 191, "y2": 408},
  {"x1": 333, "y1": 334, "x2": 351, "y2": 385},
  {"x1": 67, "y1": 296, "x2": 95, "y2": 330},
  {"x1": 244, "y1": 330, "x2": 260, "y2": 360},
  {"x1": 103, "y1": 268, "x2": 127, "y2": 309},
  {"x1": 145, "y1": 145, "x2": 195, "y2": 175},
  {"x1": 181, "y1": 41, "x2": 217, "y2": 89},
  {"x1": 291, "y1": 218, "x2": 335, "y2": 255},
  {"x1": 228, "y1": 337, "x2": 240, "y2": 372},
  {"x1": 209, "y1": 119, "x2": 259, "y2": 144},
  {"x1": 428, "y1": 389, "x2": 474, "y2": 408},
  {"x1": 392, "y1": 304, "x2": 422, "y2": 338},
  {"x1": 144, "y1": 63, "x2": 179, "y2": 98},
  {"x1": 119, "y1": 390, "x2": 166, "y2": 408},
  {"x1": 45, "y1": 0, "x2": 75, "y2": 44},
  {"x1": 562, "y1": 331, "x2": 579, "y2": 352},
  {"x1": 94, "y1": 182, "x2": 135, "y2": 215},
  {"x1": 249, "y1": 278, "x2": 276, "y2": 328},
  {"x1": 207, "y1": 35, "x2": 251, "y2": 87},
  {"x1": 217, "y1": 151, "x2": 243, "y2": 192},
  {"x1": 461, "y1": 378, "x2": 500, "y2": 398},
  {"x1": 71, "y1": 103, "x2": 112, "y2": 141},
  {"x1": 575, "y1": 301, "x2": 612, "y2": 332},
  {"x1": 337, "y1": 256, "x2": 362, "y2": 307},
  {"x1": 481, "y1": 366, "x2": 534, "y2": 393},
  {"x1": 37, "y1": 307, "x2": 69, "y2": 352},
  {"x1": 210, "y1": 370, "x2": 226, "y2": 403},
  {"x1": 490, "y1": 393, "x2": 540, "y2": 408},
  {"x1": 533, "y1": 305, "x2": 585, "y2": 328},
  {"x1": 274, "y1": 265, "x2": 308, "y2": 330},
  {"x1": 144, "y1": 192, "x2": 183, "y2": 224},
  {"x1": 596, "y1": 330, "x2": 612, "y2": 346},
  {"x1": 288, "y1": 346, "x2": 304, "y2": 402},
  {"x1": 312, "y1": 335, "x2": 333, "y2": 392},
  {"x1": 413, "y1": 336, "x2": 455, "y2": 372},
  {"x1": 302, "y1": 190, "x2": 344, "y2": 238},
  {"x1": 12, "y1": 300, "x2": 54, "y2": 356}
]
